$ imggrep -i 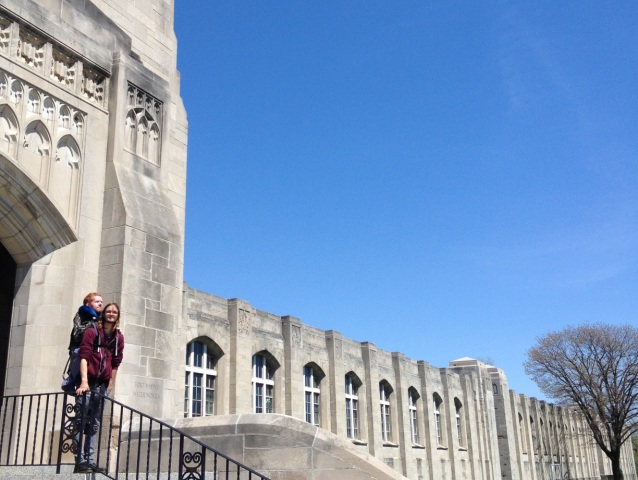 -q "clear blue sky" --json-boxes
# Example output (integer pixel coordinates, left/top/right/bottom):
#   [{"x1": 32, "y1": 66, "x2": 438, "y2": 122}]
[{"x1": 175, "y1": 2, "x2": 638, "y2": 400}]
